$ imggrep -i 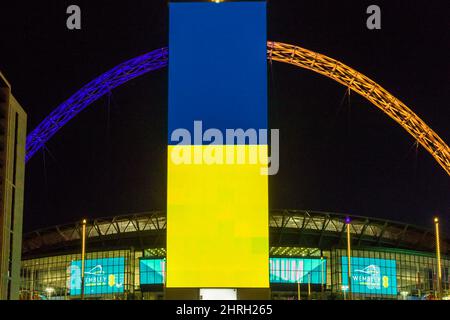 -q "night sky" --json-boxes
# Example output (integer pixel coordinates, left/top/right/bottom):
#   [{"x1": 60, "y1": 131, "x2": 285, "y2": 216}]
[{"x1": 0, "y1": 0, "x2": 448, "y2": 234}]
